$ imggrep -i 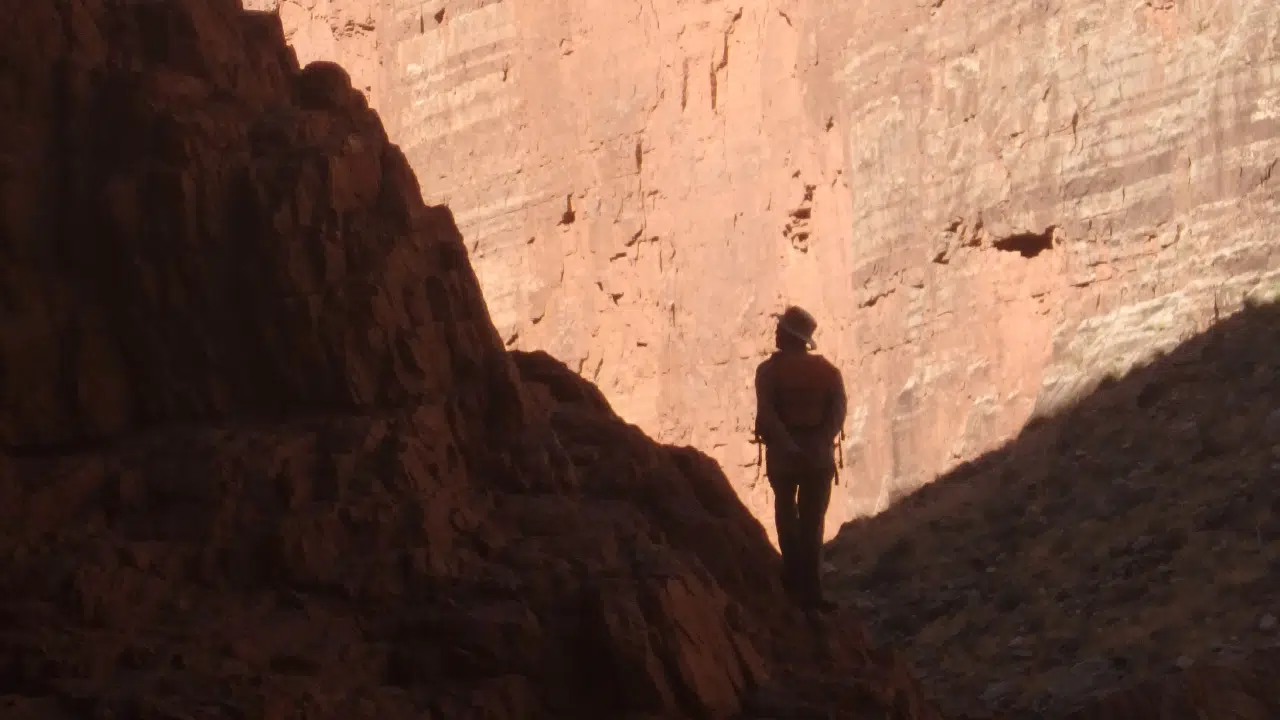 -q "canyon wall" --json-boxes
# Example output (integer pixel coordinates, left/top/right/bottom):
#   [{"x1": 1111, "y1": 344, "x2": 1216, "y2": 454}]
[
  {"x1": 0, "y1": 1, "x2": 936, "y2": 716},
  {"x1": 4, "y1": 1, "x2": 1280, "y2": 717},
  {"x1": 246, "y1": 0, "x2": 1280, "y2": 531}
]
